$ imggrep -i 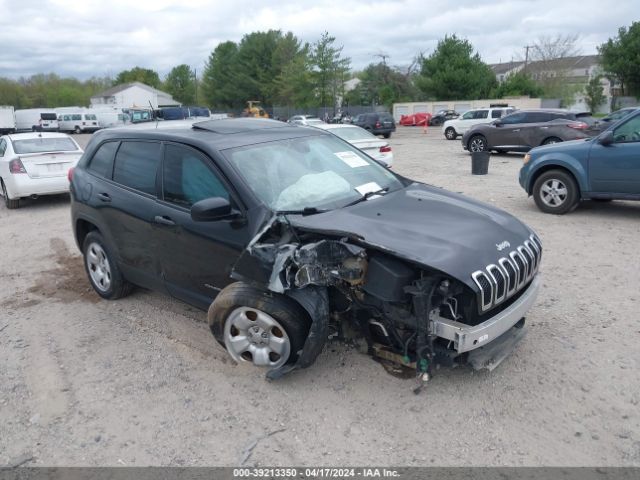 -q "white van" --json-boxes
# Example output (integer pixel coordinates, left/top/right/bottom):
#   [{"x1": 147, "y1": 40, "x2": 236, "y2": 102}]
[
  {"x1": 15, "y1": 109, "x2": 59, "y2": 132},
  {"x1": 92, "y1": 110, "x2": 126, "y2": 128},
  {"x1": 0, "y1": 106, "x2": 16, "y2": 134},
  {"x1": 57, "y1": 112, "x2": 100, "y2": 133}
]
